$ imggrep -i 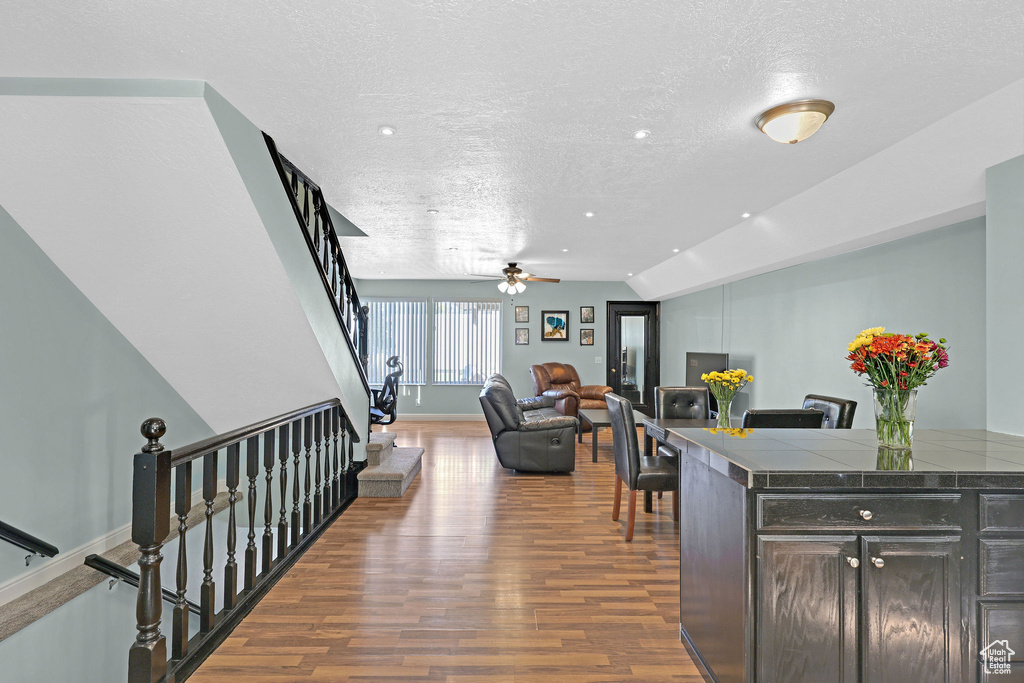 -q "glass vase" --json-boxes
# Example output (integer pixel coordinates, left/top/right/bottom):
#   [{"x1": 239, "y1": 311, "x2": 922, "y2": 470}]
[
  {"x1": 876, "y1": 446, "x2": 913, "y2": 471},
  {"x1": 873, "y1": 387, "x2": 917, "y2": 453},
  {"x1": 716, "y1": 397, "x2": 733, "y2": 428}
]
